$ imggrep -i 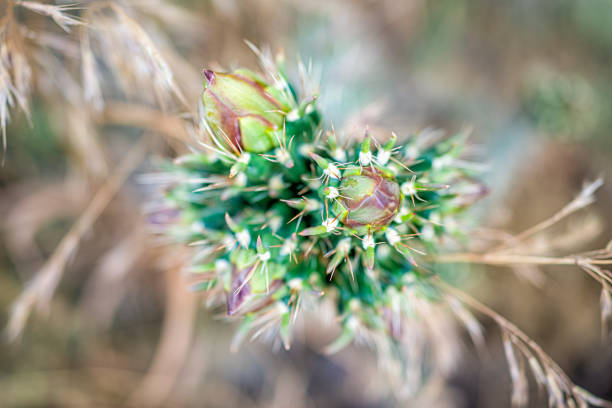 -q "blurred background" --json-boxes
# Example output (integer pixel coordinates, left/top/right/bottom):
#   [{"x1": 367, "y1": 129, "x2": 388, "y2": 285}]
[{"x1": 1, "y1": 0, "x2": 612, "y2": 406}]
